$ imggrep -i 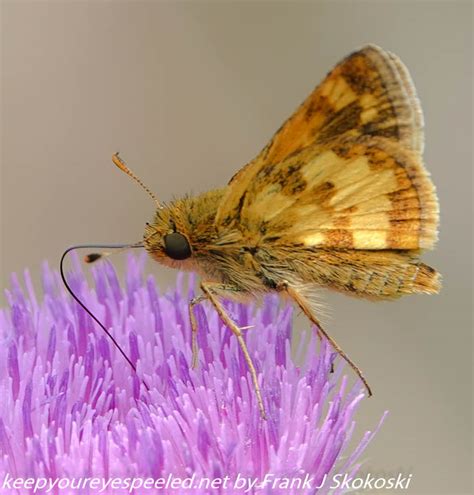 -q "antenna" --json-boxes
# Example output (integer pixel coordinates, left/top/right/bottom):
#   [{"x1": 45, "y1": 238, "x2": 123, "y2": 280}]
[
  {"x1": 112, "y1": 153, "x2": 160, "y2": 207},
  {"x1": 83, "y1": 239, "x2": 144, "y2": 264}
]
